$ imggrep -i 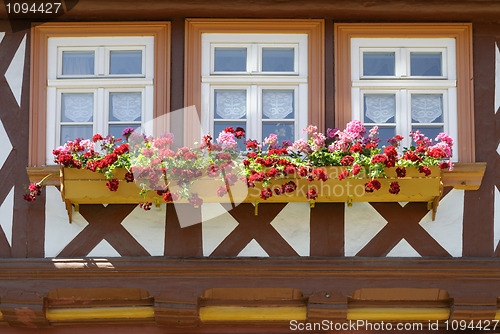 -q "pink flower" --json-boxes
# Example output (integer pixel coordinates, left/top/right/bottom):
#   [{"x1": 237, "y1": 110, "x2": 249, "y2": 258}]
[
  {"x1": 311, "y1": 132, "x2": 326, "y2": 151},
  {"x1": 302, "y1": 125, "x2": 318, "y2": 134},
  {"x1": 216, "y1": 131, "x2": 238, "y2": 150},
  {"x1": 290, "y1": 139, "x2": 311, "y2": 153},
  {"x1": 263, "y1": 133, "x2": 278, "y2": 146}
]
